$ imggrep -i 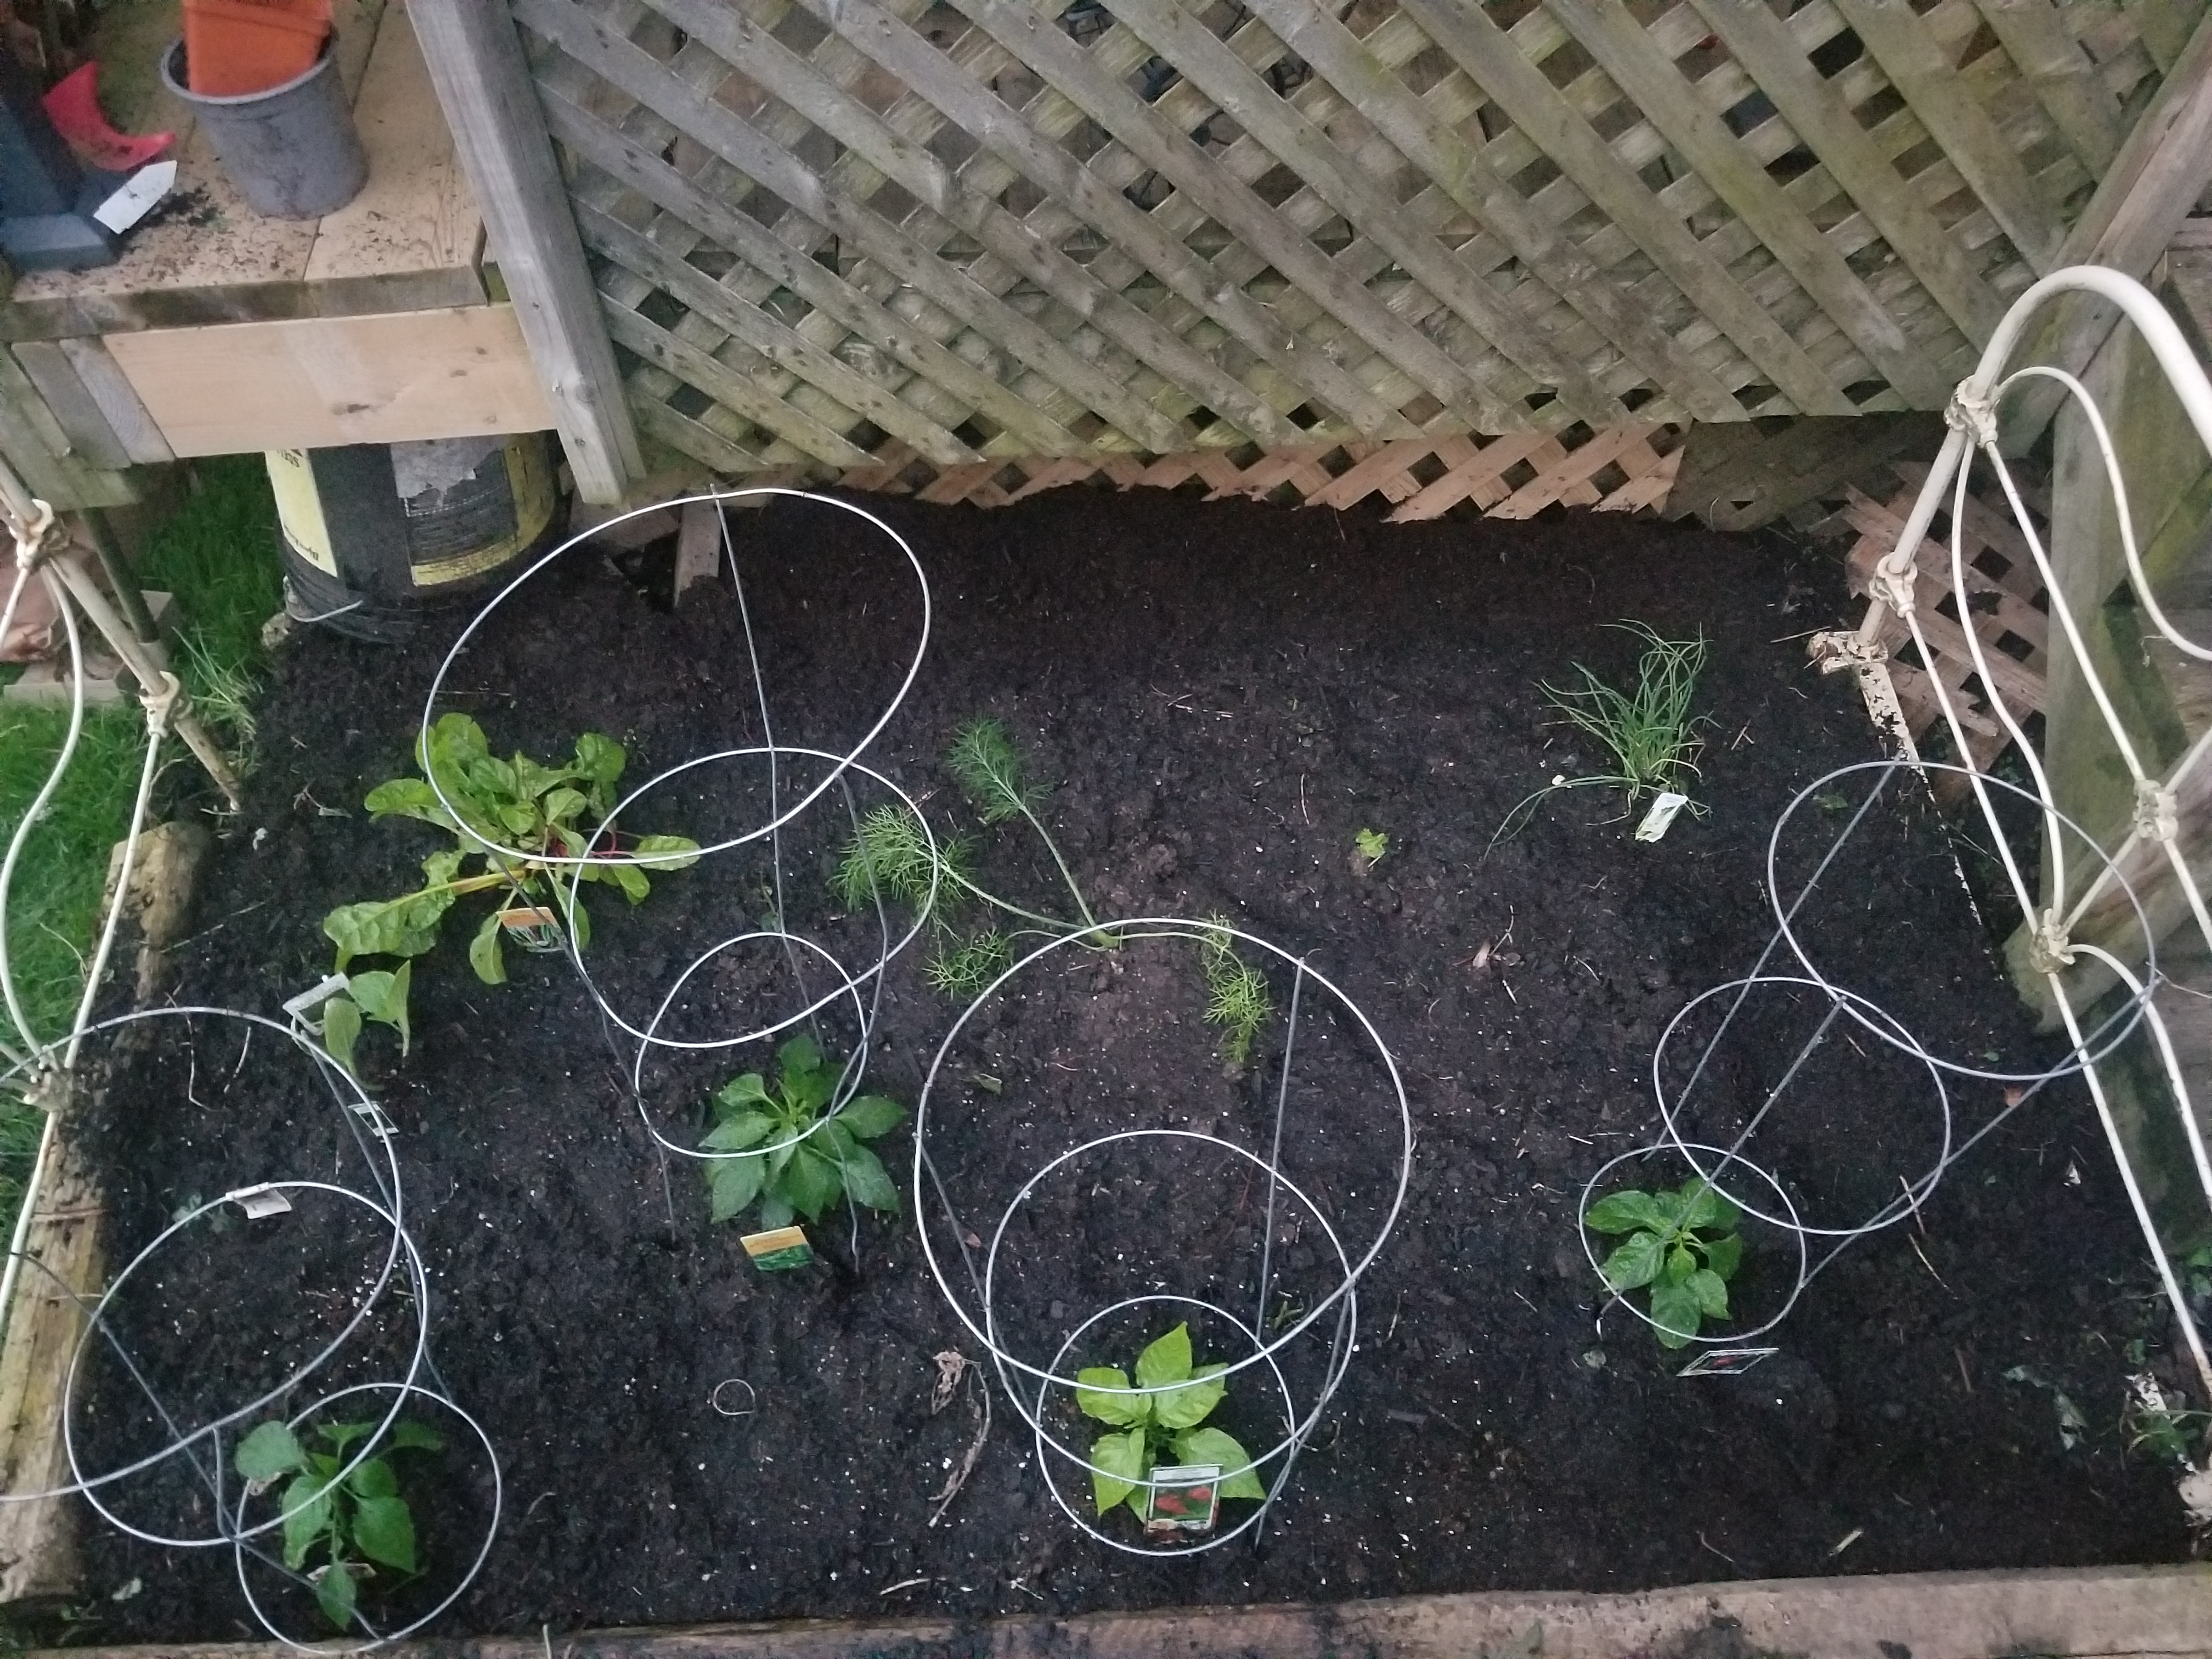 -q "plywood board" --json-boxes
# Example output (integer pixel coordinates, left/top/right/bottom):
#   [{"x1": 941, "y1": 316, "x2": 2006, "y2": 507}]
[
  {"x1": 305, "y1": 0, "x2": 485, "y2": 294},
  {"x1": 104, "y1": 305, "x2": 552, "y2": 454}
]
